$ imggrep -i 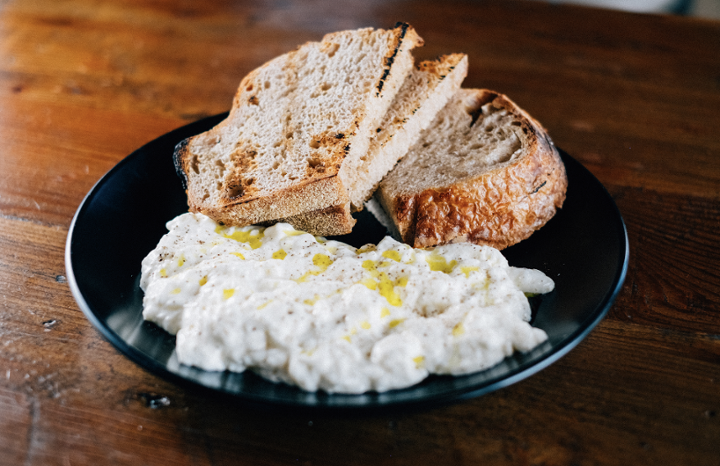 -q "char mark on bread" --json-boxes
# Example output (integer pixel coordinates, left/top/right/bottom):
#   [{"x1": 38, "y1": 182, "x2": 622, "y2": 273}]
[{"x1": 376, "y1": 22, "x2": 414, "y2": 96}]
